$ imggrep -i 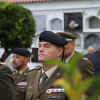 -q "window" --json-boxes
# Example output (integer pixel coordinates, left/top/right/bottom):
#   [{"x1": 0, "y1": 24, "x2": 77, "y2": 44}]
[
  {"x1": 85, "y1": 34, "x2": 100, "y2": 48},
  {"x1": 89, "y1": 17, "x2": 100, "y2": 28},
  {"x1": 64, "y1": 12, "x2": 83, "y2": 32},
  {"x1": 51, "y1": 18, "x2": 62, "y2": 30},
  {"x1": 34, "y1": 15, "x2": 46, "y2": 31}
]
